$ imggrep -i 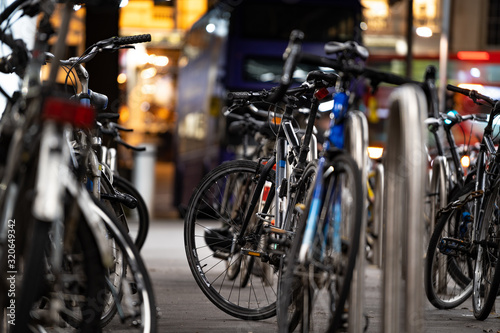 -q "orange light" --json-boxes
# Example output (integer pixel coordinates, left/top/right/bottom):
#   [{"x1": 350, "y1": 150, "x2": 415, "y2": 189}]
[
  {"x1": 461, "y1": 155, "x2": 471, "y2": 168},
  {"x1": 457, "y1": 51, "x2": 490, "y2": 61},
  {"x1": 367, "y1": 147, "x2": 384, "y2": 160}
]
